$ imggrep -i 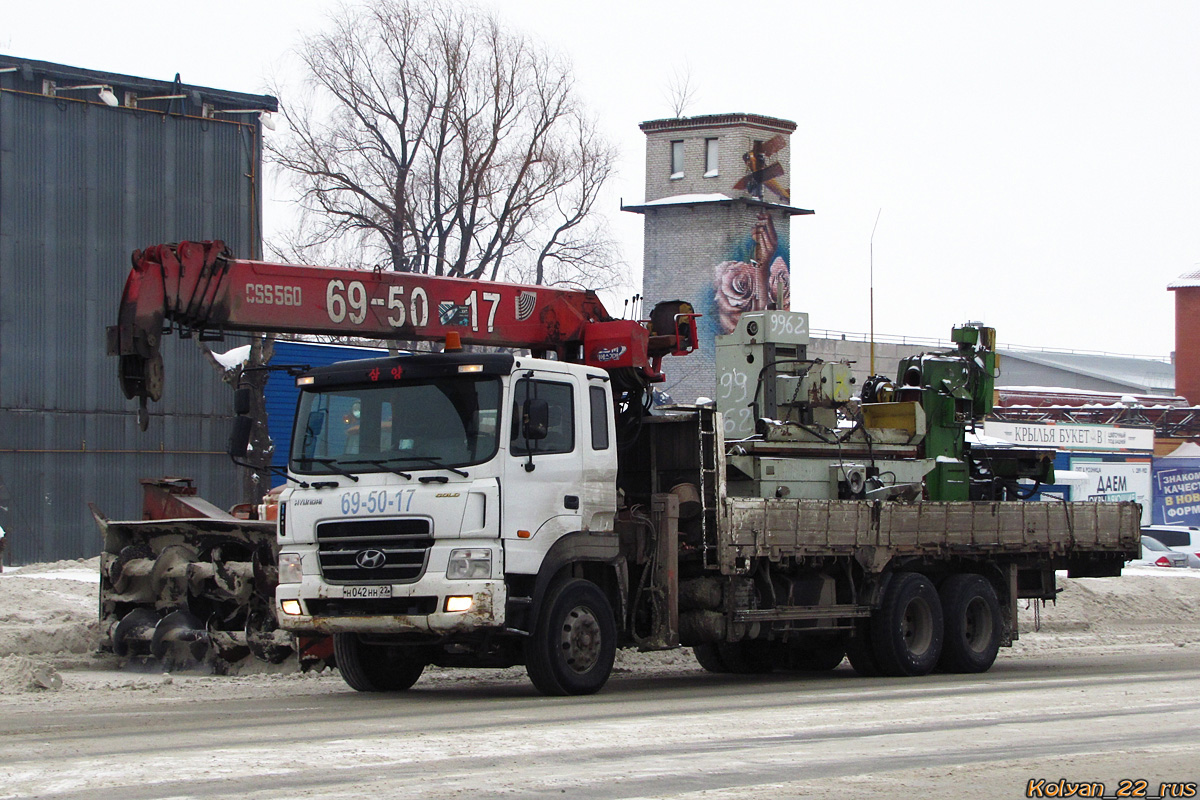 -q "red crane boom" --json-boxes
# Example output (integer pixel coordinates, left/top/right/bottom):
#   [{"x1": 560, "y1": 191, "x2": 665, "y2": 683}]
[{"x1": 109, "y1": 241, "x2": 695, "y2": 424}]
